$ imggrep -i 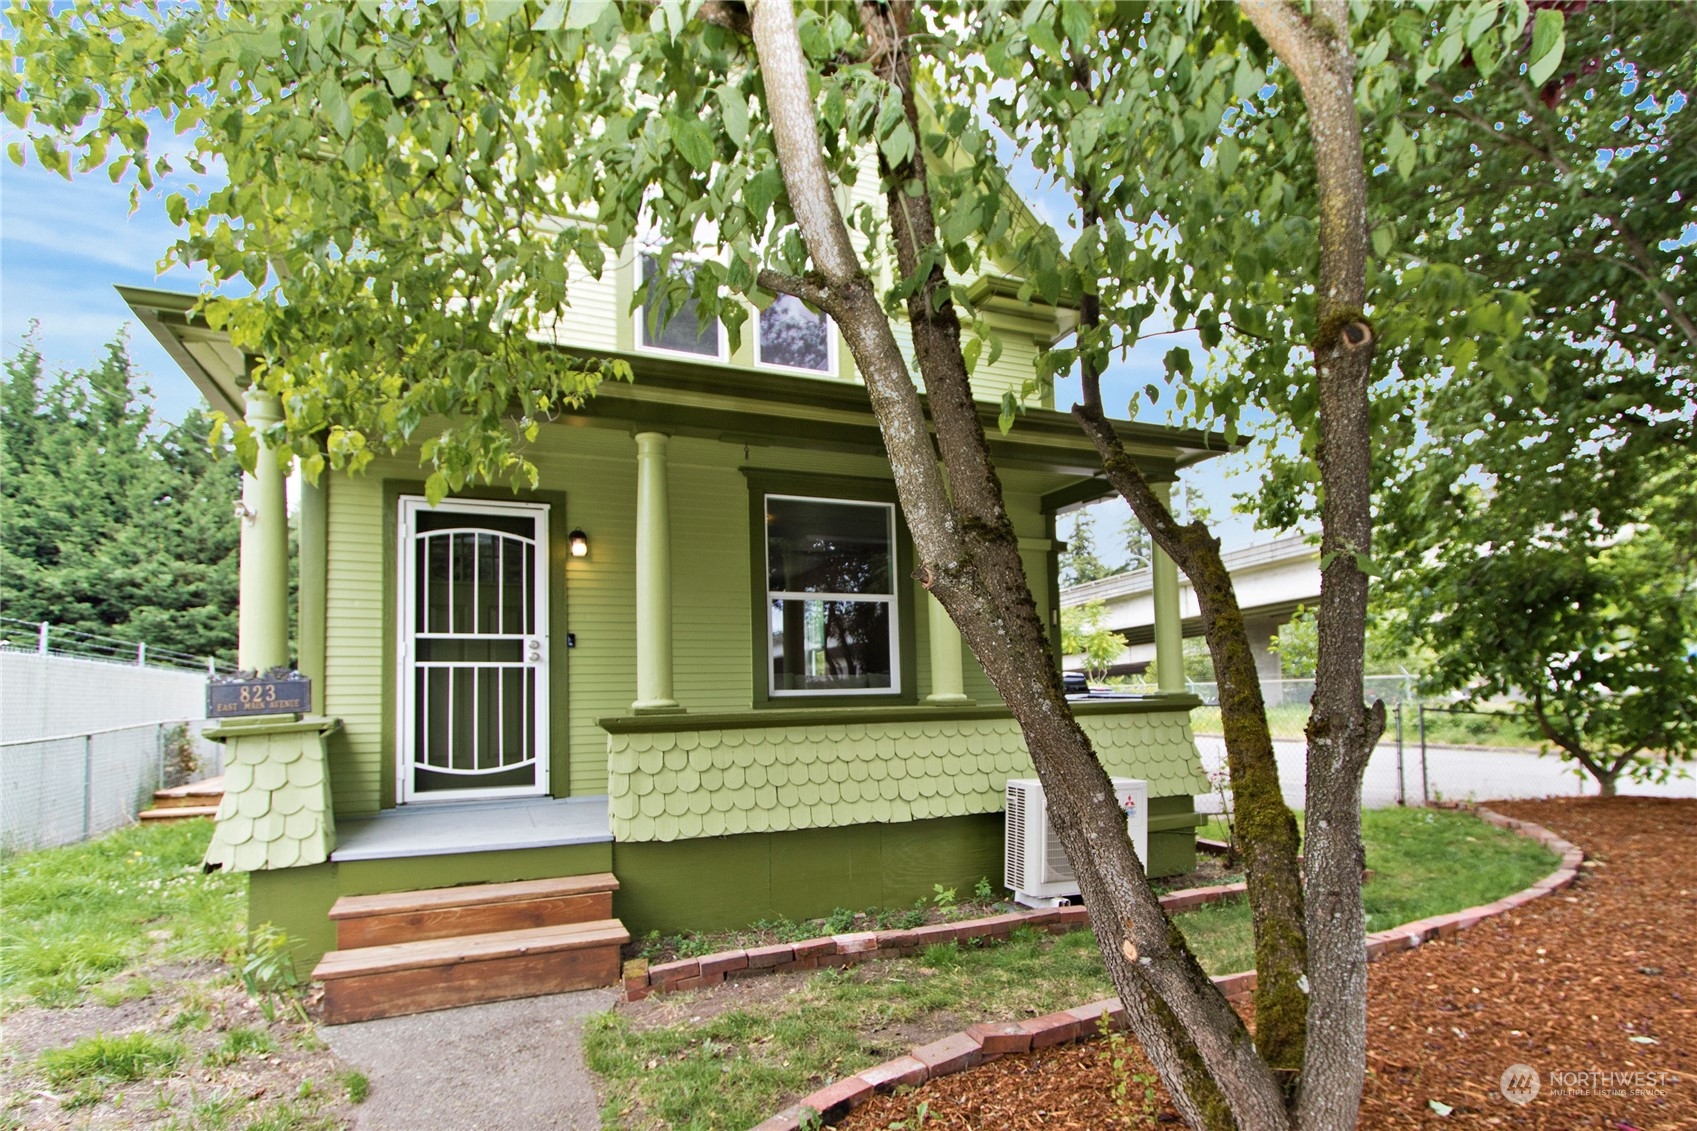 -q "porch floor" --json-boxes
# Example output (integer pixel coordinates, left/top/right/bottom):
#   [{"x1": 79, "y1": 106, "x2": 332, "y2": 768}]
[{"x1": 331, "y1": 795, "x2": 612, "y2": 862}]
